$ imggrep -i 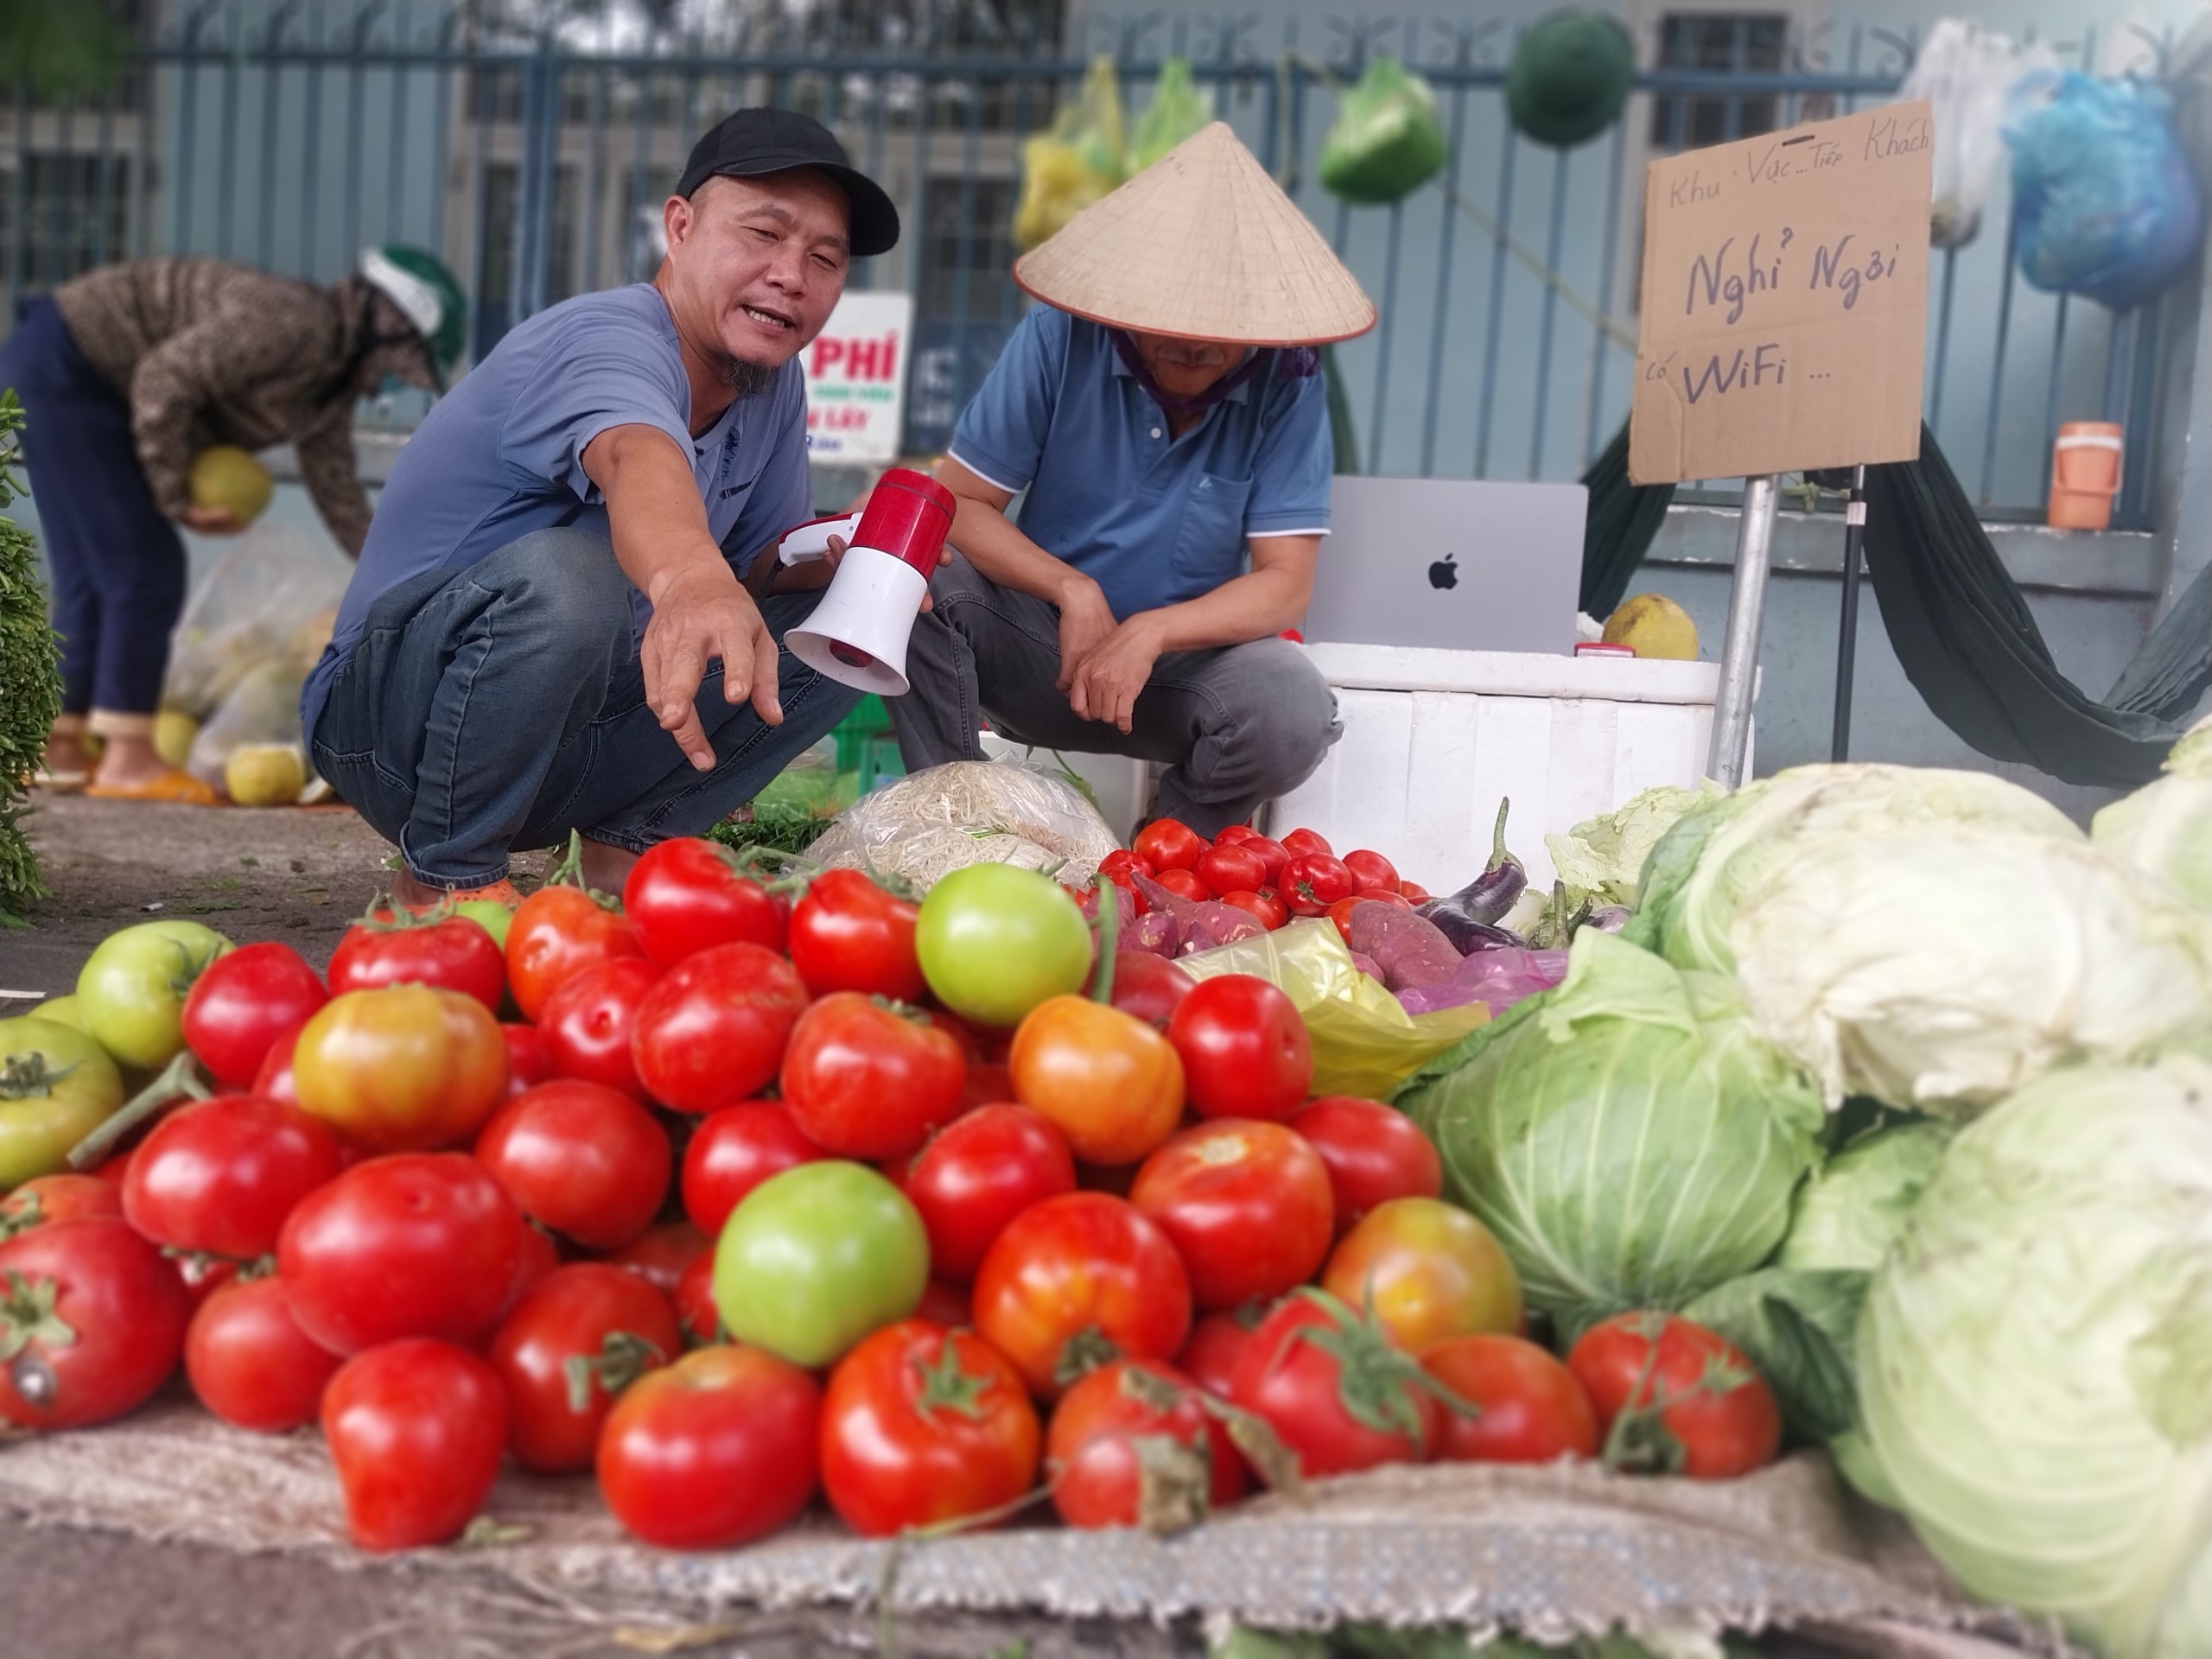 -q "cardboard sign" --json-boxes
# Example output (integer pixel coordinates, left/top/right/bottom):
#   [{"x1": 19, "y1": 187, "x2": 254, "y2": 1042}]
[
  {"x1": 1629, "y1": 103, "x2": 1934, "y2": 486},
  {"x1": 804, "y1": 290, "x2": 914, "y2": 464}
]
